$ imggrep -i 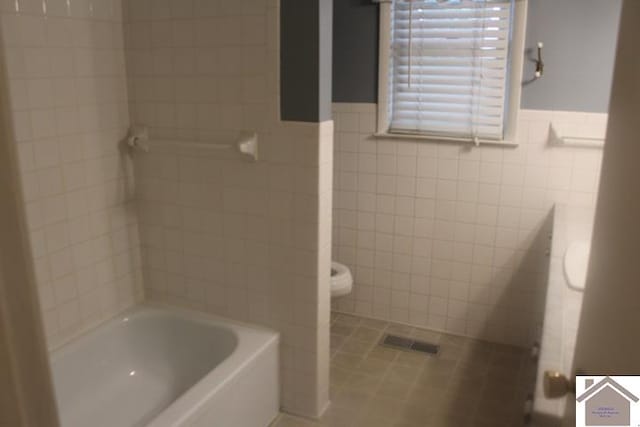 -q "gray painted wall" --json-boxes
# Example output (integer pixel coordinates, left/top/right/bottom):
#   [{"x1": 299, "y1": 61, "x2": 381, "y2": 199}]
[
  {"x1": 333, "y1": 0, "x2": 379, "y2": 103},
  {"x1": 522, "y1": 0, "x2": 622, "y2": 112},
  {"x1": 332, "y1": 0, "x2": 622, "y2": 113},
  {"x1": 319, "y1": 0, "x2": 334, "y2": 119},
  {"x1": 280, "y1": 0, "x2": 333, "y2": 122}
]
